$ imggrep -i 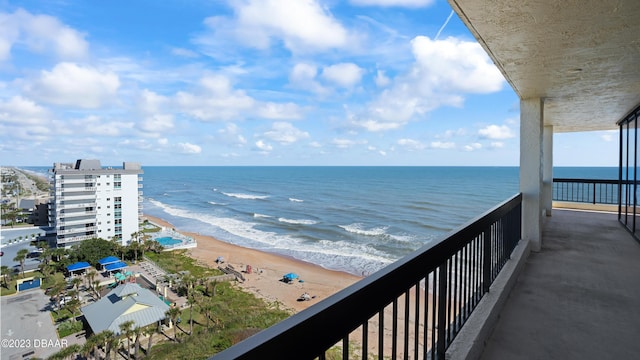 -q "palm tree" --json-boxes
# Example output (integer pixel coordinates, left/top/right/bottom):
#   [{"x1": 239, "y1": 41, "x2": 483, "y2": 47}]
[
  {"x1": 142, "y1": 322, "x2": 159, "y2": 358},
  {"x1": 129, "y1": 241, "x2": 140, "y2": 264},
  {"x1": 0, "y1": 265, "x2": 12, "y2": 288},
  {"x1": 95, "y1": 330, "x2": 115, "y2": 360},
  {"x1": 71, "y1": 276, "x2": 82, "y2": 292},
  {"x1": 165, "y1": 306, "x2": 181, "y2": 343},
  {"x1": 49, "y1": 343, "x2": 81, "y2": 360},
  {"x1": 13, "y1": 248, "x2": 29, "y2": 277},
  {"x1": 64, "y1": 297, "x2": 81, "y2": 322},
  {"x1": 87, "y1": 269, "x2": 97, "y2": 290},
  {"x1": 51, "y1": 280, "x2": 66, "y2": 313},
  {"x1": 80, "y1": 337, "x2": 95, "y2": 360},
  {"x1": 132, "y1": 326, "x2": 143, "y2": 359},
  {"x1": 119, "y1": 320, "x2": 135, "y2": 360},
  {"x1": 86, "y1": 331, "x2": 106, "y2": 360}
]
